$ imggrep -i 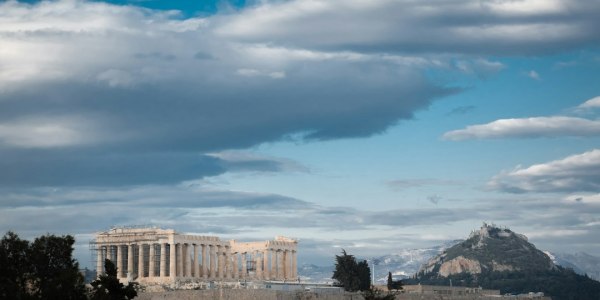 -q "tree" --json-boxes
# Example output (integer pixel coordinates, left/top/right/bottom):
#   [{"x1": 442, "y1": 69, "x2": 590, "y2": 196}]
[
  {"x1": 0, "y1": 231, "x2": 86, "y2": 300},
  {"x1": 0, "y1": 231, "x2": 31, "y2": 299},
  {"x1": 332, "y1": 250, "x2": 371, "y2": 292},
  {"x1": 90, "y1": 259, "x2": 138, "y2": 300},
  {"x1": 29, "y1": 234, "x2": 87, "y2": 300},
  {"x1": 357, "y1": 260, "x2": 371, "y2": 291},
  {"x1": 387, "y1": 272, "x2": 393, "y2": 290}
]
